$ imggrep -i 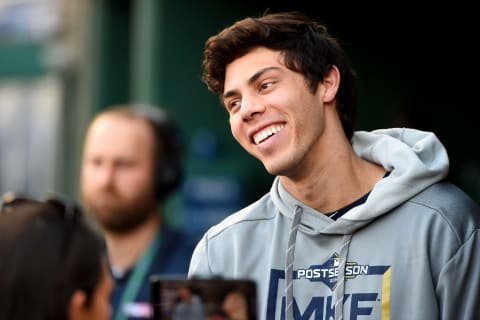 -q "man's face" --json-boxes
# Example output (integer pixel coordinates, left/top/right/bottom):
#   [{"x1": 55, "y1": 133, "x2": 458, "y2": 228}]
[
  {"x1": 223, "y1": 47, "x2": 328, "y2": 178},
  {"x1": 80, "y1": 114, "x2": 158, "y2": 233}
]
